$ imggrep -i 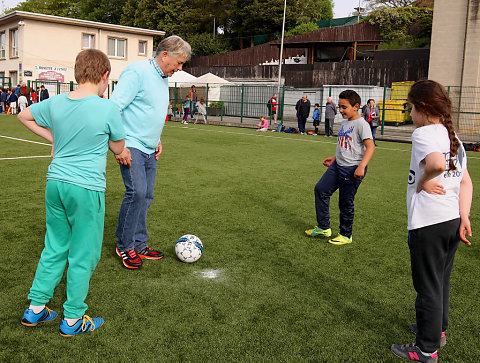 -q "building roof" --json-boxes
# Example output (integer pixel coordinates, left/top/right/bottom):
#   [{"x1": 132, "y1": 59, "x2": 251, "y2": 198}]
[{"x1": 0, "y1": 11, "x2": 165, "y2": 36}]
